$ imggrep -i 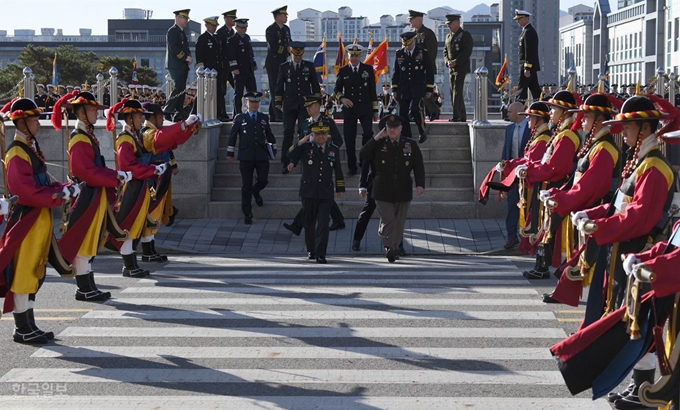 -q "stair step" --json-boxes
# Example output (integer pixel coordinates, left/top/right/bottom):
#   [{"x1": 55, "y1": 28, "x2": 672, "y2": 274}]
[
  {"x1": 214, "y1": 160, "x2": 472, "y2": 174},
  {"x1": 211, "y1": 186, "x2": 473, "y2": 202},
  {"x1": 218, "y1": 134, "x2": 471, "y2": 149},
  {"x1": 215, "y1": 147, "x2": 471, "y2": 161},
  {"x1": 211, "y1": 173, "x2": 474, "y2": 188}
]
